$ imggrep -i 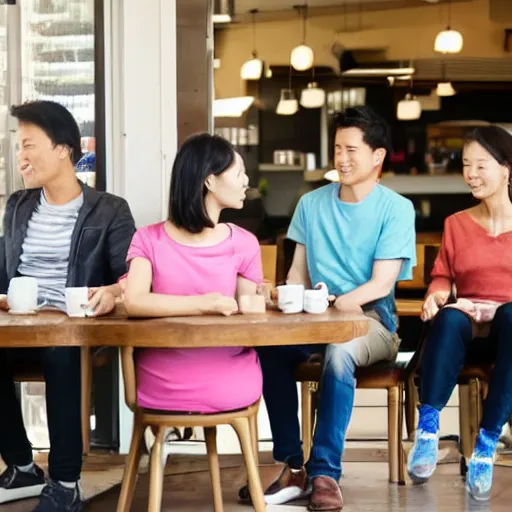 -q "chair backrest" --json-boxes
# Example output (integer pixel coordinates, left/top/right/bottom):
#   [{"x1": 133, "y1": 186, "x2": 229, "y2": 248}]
[
  {"x1": 261, "y1": 244, "x2": 277, "y2": 286},
  {"x1": 423, "y1": 244, "x2": 440, "y2": 285}
]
